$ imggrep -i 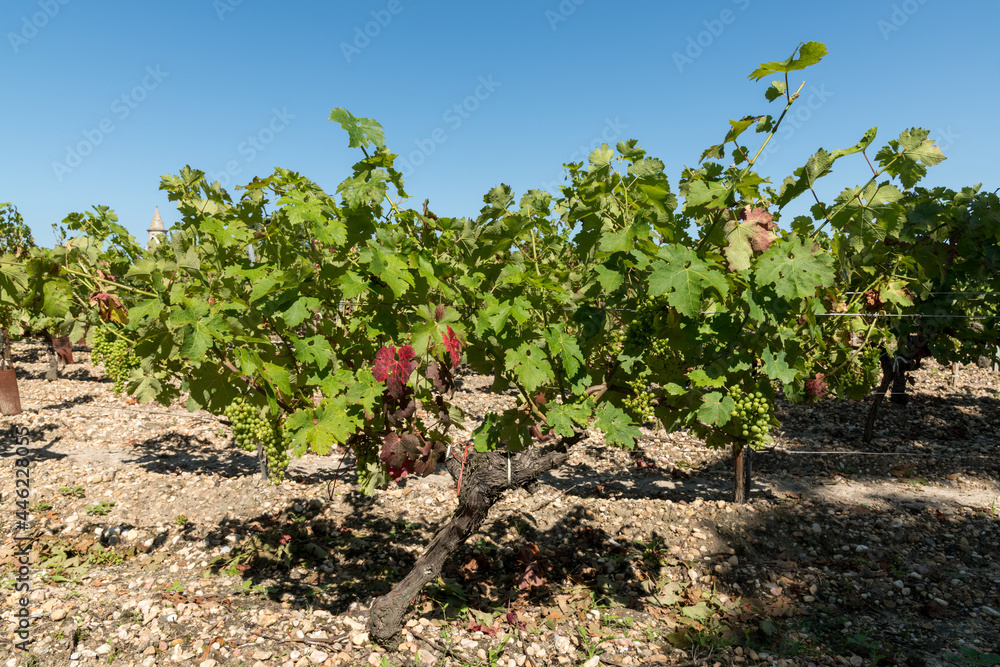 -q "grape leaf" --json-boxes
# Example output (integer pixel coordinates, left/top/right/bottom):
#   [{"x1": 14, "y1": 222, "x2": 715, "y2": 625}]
[
  {"x1": 881, "y1": 280, "x2": 914, "y2": 308},
  {"x1": 697, "y1": 391, "x2": 734, "y2": 427},
  {"x1": 684, "y1": 180, "x2": 729, "y2": 208},
  {"x1": 443, "y1": 326, "x2": 463, "y2": 368},
  {"x1": 649, "y1": 245, "x2": 729, "y2": 317},
  {"x1": 722, "y1": 219, "x2": 755, "y2": 272},
  {"x1": 764, "y1": 82, "x2": 785, "y2": 102},
  {"x1": 282, "y1": 297, "x2": 320, "y2": 328},
  {"x1": 473, "y1": 413, "x2": 499, "y2": 453},
  {"x1": 830, "y1": 182, "x2": 904, "y2": 250},
  {"x1": 593, "y1": 265, "x2": 625, "y2": 292},
  {"x1": 594, "y1": 403, "x2": 641, "y2": 449},
  {"x1": 263, "y1": 362, "x2": 293, "y2": 398},
  {"x1": 545, "y1": 403, "x2": 591, "y2": 437},
  {"x1": 687, "y1": 369, "x2": 727, "y2": 388},
  {"x1": 761, "y1": 348, "x2": 798, "y2": 384},
  {"x1": 381, "y1": 432, "x2": 406, "y2": 470},
  {"x1": 874, "y1": 127, "x2": 946, "y2": 189},
  {"x1": 287, "y1": 397, "x2": 360, "y2": 455},
  {"x1": 722, "y1": 208, "x2": 777, "y2": 272},
  {"x1": 128, "y1": 298, "x2": 162, "y2": 324},
  {"x1": 504, "y1": 343, "x2": 553, "y2": 393},
  {"x1": 748, "y1": 41, "x2": 827, "y2": 81},
  {"x1": 329, "y1": 108, "x2": 386, "y2": 150},
  {"x1": 345, "y1": 368, "x2": 383, "y2": 420},
  {"x1": 130, "y1": 373, "x2": 162, "y2": 405},
  {"x1": 291, "y1": 335, "x2": 334, "y2": 370},
  {"x1": 372, "y1": 344, "x2": 417, "y2": 400},
  {"x1": 541, "y1": 324, "x2": 585, "y2": 378},
  {"x1": 40, "y1": 279, "x2": 72, "y2": 318},
  {"x1": 754, "y1": 237, "x2": 834, "y2": 300}
]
